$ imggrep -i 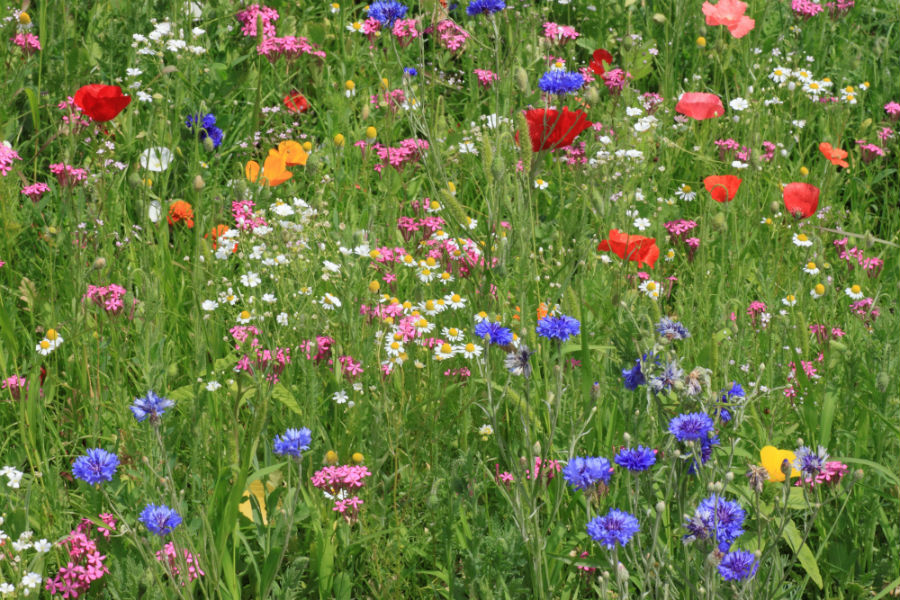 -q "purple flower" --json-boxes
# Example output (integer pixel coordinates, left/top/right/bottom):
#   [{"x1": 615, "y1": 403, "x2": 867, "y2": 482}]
[
  {"x1": 587, "y1": 509, "x2": 640, "y2": 549},
  {"x1": 474, "y1": 321, "x2": 514, "y2": 346},
  {"x1": 131, "y1": 391, "x2": 174, "y2": 424},
  {"x1": 718, "y1": 550, "x2": 759, "y2": 581},
  {"x1": 536, "y1": 315, "x2": 580, "y2": 341},
  {"x1": 668, "y1": 412, "x2": 714, "y2": 442},
  {"x1": 72, "y1": 448, "x2": 119, "y2": 485},
  {"x1": 684, "y1": 494, "x2": 745, "y2": 551},
  {"x1": 273, "y1": 427, "x2": 312, "y2": 458},
  {"x1": 139, "y1": 504, "x2": 182, "y2": 536},
  {"x1": 614, "y1": 446, "x2": 656, "y2": 472},
  {"x1": 562, "y1": 456, "x2": 612, "y2": 490}
]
